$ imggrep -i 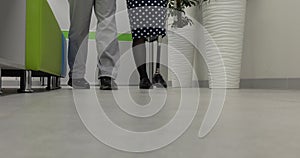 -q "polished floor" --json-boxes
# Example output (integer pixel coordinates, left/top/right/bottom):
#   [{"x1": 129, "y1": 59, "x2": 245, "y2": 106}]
[{"x1": 0, "y1": 87, "x2": 300, "y2": 158}]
